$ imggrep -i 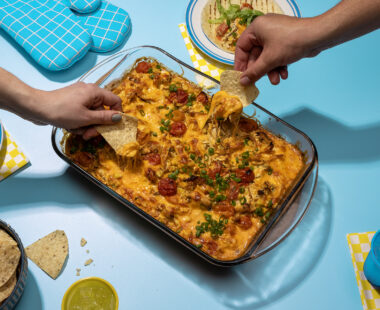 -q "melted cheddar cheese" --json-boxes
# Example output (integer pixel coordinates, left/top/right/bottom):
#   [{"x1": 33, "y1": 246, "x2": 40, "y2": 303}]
[{"x1": 64, "y1": 59, "x2": 305, "y2": 261}]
